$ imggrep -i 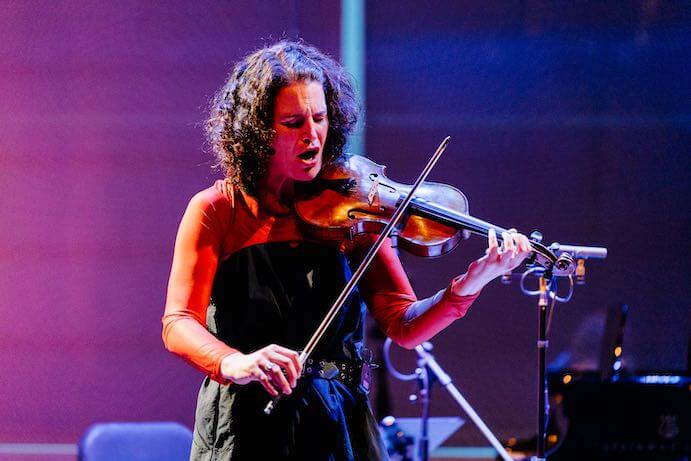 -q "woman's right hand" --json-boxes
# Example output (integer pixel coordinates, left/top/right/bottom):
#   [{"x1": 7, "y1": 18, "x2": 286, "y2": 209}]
[{"x1": 220, "y1": 345, "x2": 302, "y2": 397}]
